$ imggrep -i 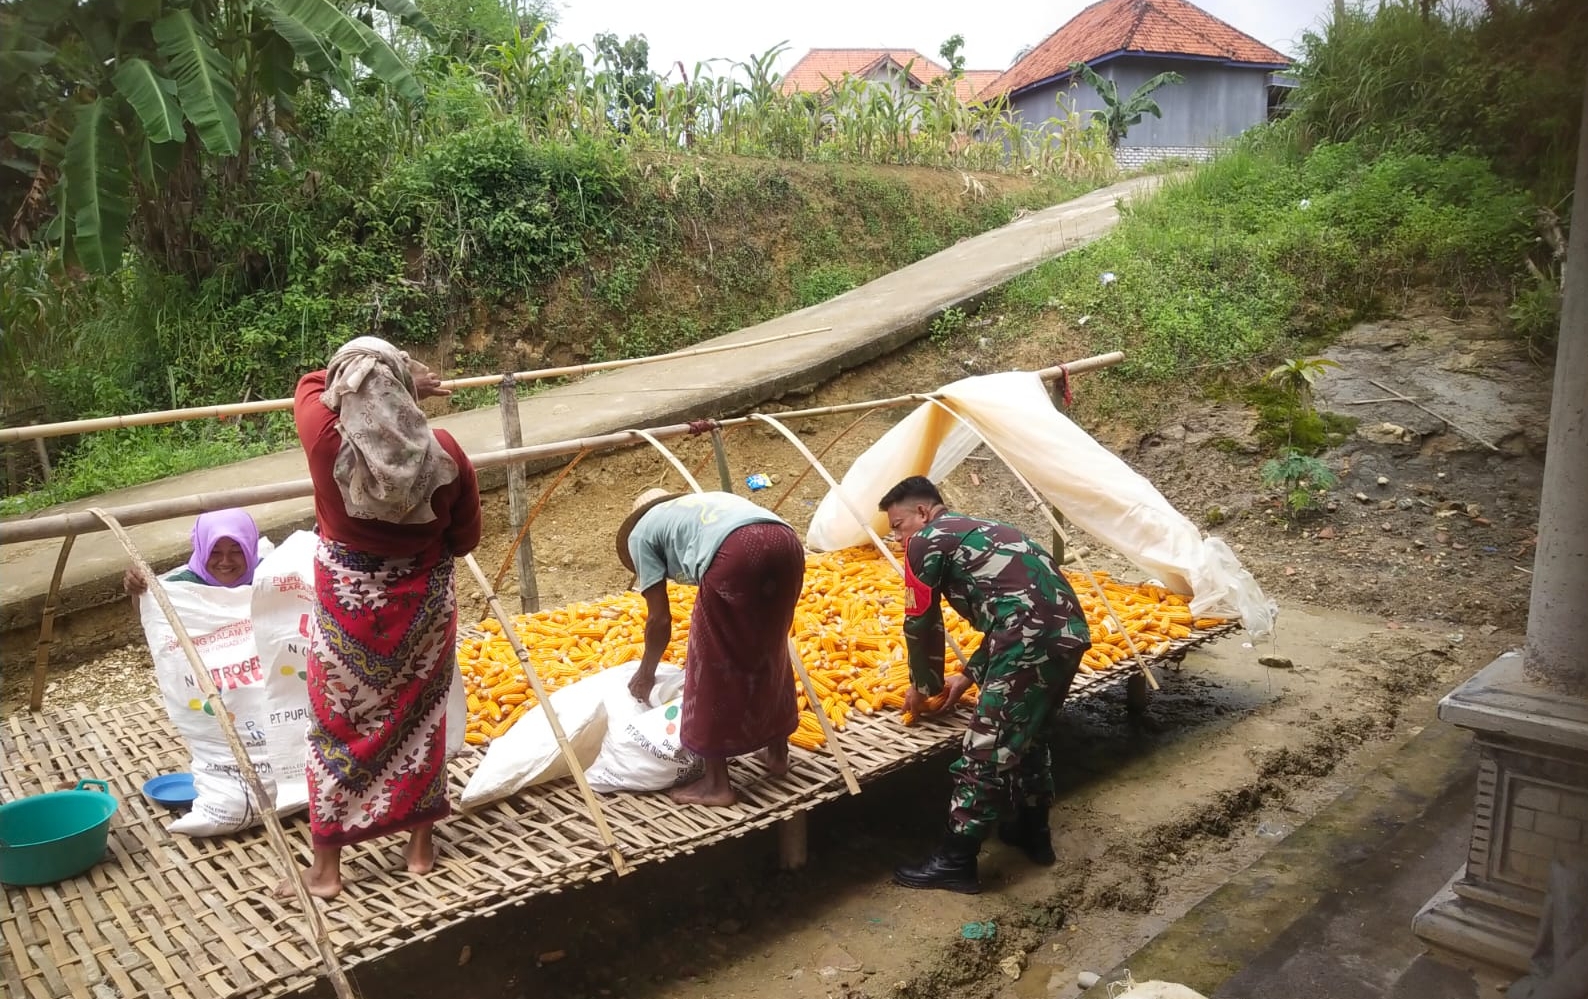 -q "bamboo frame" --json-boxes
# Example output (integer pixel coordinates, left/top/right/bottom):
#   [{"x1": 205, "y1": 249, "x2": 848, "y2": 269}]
[
  {"x1": 912, "y1": 397, "x2": 1159, "y2": 690},
  {"x1": 85, "y1": 507, "x2": 358, "y2": 999},
  {"x1": 0, "y1": 326, "x2": 835, "y2": 445},
  {"x1": 461, "y1": 553, "x2": 632, "y2": 877},
  {"x1": 0, "y1": 353, "x2": 1125, "y2": 547},
  {"x1": 632, "y1": 428, "x2": 703, "y2": 492},
  {"x1": 749, "y1": 413, "x2": 974, "y2": 674}
]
